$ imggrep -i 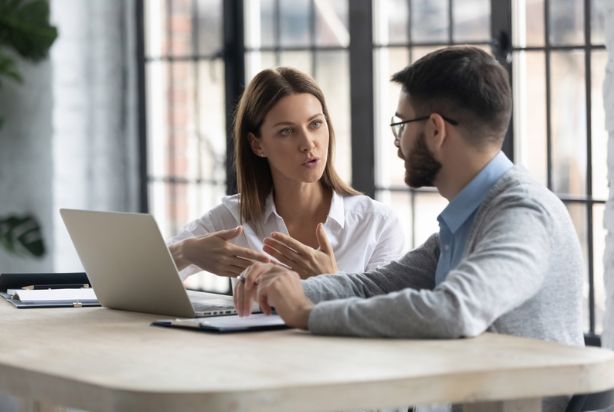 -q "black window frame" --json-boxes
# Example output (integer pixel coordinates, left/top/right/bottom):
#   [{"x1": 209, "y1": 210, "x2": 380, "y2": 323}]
[{"x1": 136, "y1": 0, "x2": 605, "y2": 342}]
